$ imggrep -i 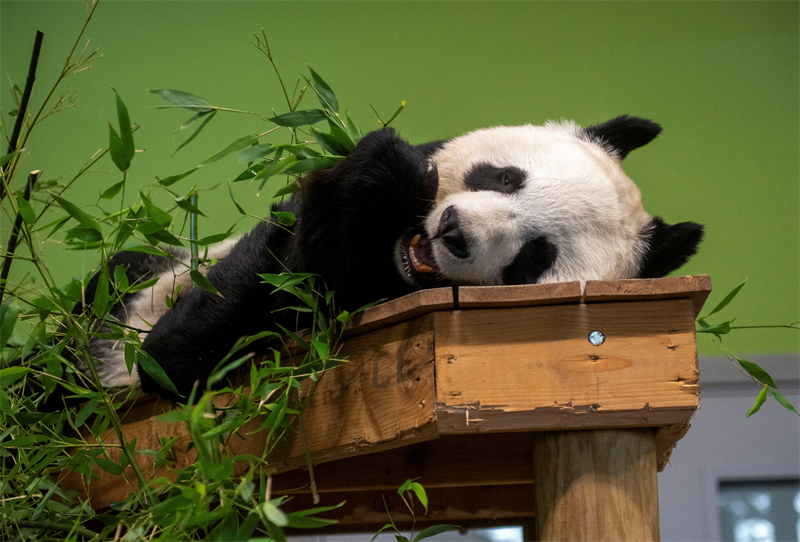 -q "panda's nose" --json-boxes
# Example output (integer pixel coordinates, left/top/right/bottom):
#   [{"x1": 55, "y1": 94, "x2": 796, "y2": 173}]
[{"x1": 438, "y1": 206, "x2": 470, "y2": 259}]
